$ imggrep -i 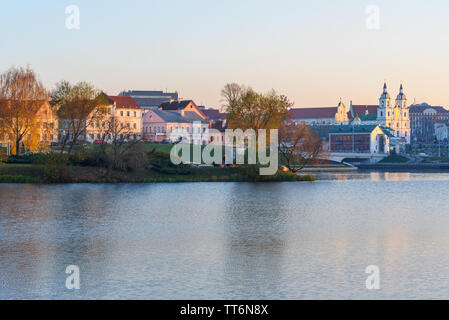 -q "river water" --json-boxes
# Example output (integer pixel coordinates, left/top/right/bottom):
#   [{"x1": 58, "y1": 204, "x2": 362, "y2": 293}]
[{"x1": 1, "y1": 171, "x2": 449, "y2": 299}]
